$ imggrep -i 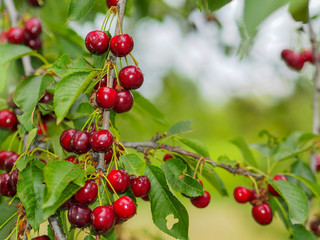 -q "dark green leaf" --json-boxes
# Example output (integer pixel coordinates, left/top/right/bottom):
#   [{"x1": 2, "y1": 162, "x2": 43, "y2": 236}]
[
  {"x1": 290, "y1": 160, "x2": 315, "y2": 197},
  {"x1": 0, "y1": 199, "x2": 19, "y2": 240},
  {"x1": 0, "y1": 128, "x2": 11, "y2": 147},
  {"x1": 286, "y1": 174, "x2": 320, "y2": 199},
  {"x1": 92, "y1": 52, "x2": 107, "y2": 69},
  {"x1": 0, "y1": 44, "x2": 33, "y2": 64},
  {"x1": 231, "y1": 137, "x2": 258, "y2": 168},
  {"x1": 167, "y1": 120, "x2": 193, "y2": 137},
  {"x1": 120, "y1": 154, "x2": 145, "y2": 175},
  {"x1": 176, "y1": 137, "x2": 209, "y2": 157},
  {"x1": 292, "y1": 224, "x2": 317, "y2": 240},
  {"x1": 67, "y1": 0, "x2": 95, "y2": 21},
  {"x1": 207, "y1": 0, "x2": 232, "y2": 11},
  {"x1": 288, "y1": 0, "x2": 309, "y2": 22}
]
